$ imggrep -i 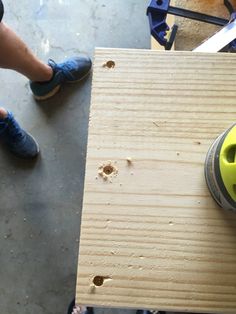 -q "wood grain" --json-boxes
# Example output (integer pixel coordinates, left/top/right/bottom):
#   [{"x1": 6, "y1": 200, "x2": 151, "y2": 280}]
[{"x1": 76, "y1": 48, "x2": 236, "y2": 313}]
